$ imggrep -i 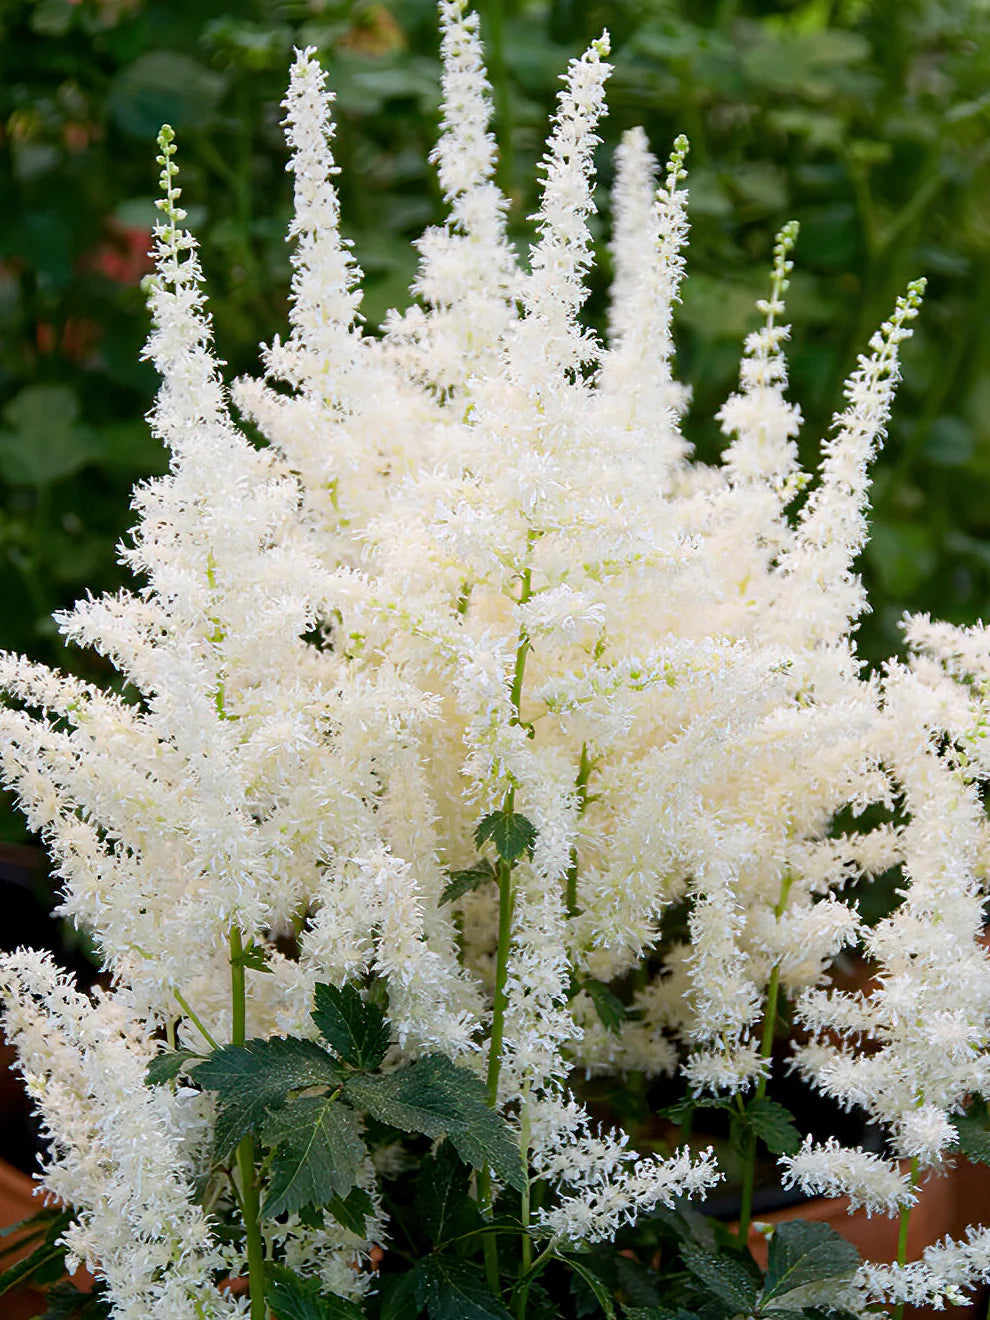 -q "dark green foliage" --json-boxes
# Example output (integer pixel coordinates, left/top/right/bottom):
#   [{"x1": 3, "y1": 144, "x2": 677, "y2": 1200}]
[
  {"x1": 440, "y1": 859, "x2": 496, "y2": 906},
  {"x1": 230, "y1": 939, "x2": 274, "y2": 974},
  {"x1": 325, "y1": 1187, "x2": 377, "y2": 1238},
  {"x1": 261, "y1": 1095, "x2": 366, "y2": 1218},
  {"x1": 191, "y1": 1035, "x2": 345, "y2": 1157},
  {"x1": 268, "y1": 1265, "x2": 366, "y2": 1320},
  {"x1": 581, "y1": 978, "x2": 627, "y2": 1035},
  {"x1": 474, "y1": 811, "x2": 537, "y2": 864},
  {"x1": 38, "y1": 1283, "x2": 112, "y2": 1320},
  {"x1": 735, "y1": 1098, "x2": 802, "y2": 1158},
  {"x1": 414, "y1": 1141, "x2": 482, "y2": 1243},
  {"x1": 312, "y1": 982, "x2": 391, "y2": 1070},
  {"x1": 952, "y1": 1095, "x2": 990, "y2": 1164},
  {"x1": 144, "y1": 1047, "x2": 202, "y2": 1087},
  {"x1": 761, "y1": 1222, "x2": 861, "y2": 1308},
  {"x1": 344, "y1": 1053, "x2": 525, "y2": 1191},
  {"x1": 415, "y1": 1256, "x2": 513, "y2": 1320}
]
